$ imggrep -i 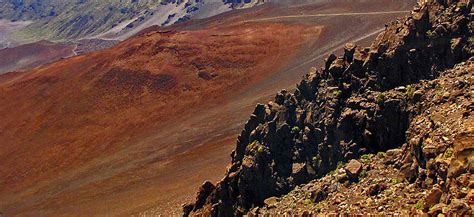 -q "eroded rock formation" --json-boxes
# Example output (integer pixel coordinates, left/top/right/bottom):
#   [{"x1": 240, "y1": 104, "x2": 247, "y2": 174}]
[{"x1": 184, "y1": 0, "x2": 472, "y2": 216}]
